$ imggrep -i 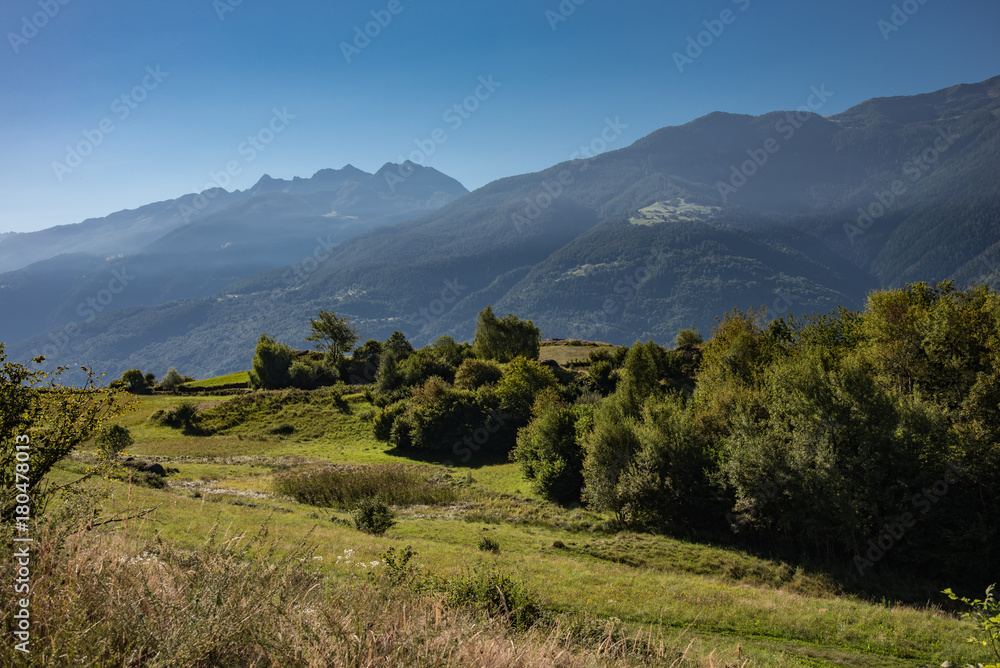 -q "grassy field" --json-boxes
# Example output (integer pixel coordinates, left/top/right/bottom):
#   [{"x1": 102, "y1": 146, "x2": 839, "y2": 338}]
[
  {"x1": 47, "y1": 368, "x2": 990, "y2": 668},
  {"x1": 182, "y1": 370, "x2": 250, "y2": 388}
]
